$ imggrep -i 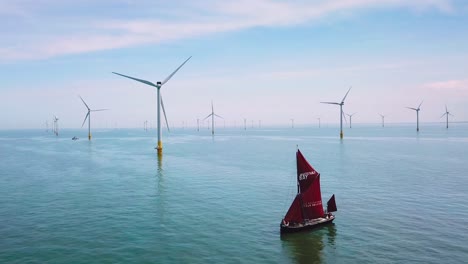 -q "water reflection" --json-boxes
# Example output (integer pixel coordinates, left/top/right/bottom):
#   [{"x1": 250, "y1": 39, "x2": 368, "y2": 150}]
[
  {"x1": 155, "y1": 153, "x2": 166, "y2": 223},
  {"x1": 281, "y1": 224, "x2": 337, "y2": 264}
]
